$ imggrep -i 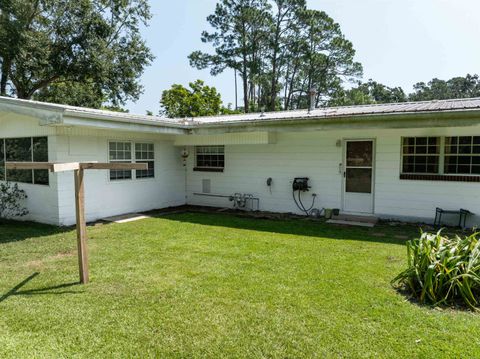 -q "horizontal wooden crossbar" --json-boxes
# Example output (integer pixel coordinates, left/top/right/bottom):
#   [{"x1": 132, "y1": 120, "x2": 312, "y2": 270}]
[
  {"x1": 5, "y1": 162, "x2": 55, "y2": 171},
  {"x1": 79, "y1": 163, "x2": 148, "y2": 170},
  {"x1": 5, "y1": 162, "x2": 147, "y2": 172}
]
